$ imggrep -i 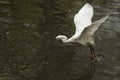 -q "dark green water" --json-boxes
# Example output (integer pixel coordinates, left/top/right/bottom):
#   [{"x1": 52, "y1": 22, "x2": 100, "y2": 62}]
[{"x1": 0, "y1": 0, "x2": 120, "y2": 80}]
